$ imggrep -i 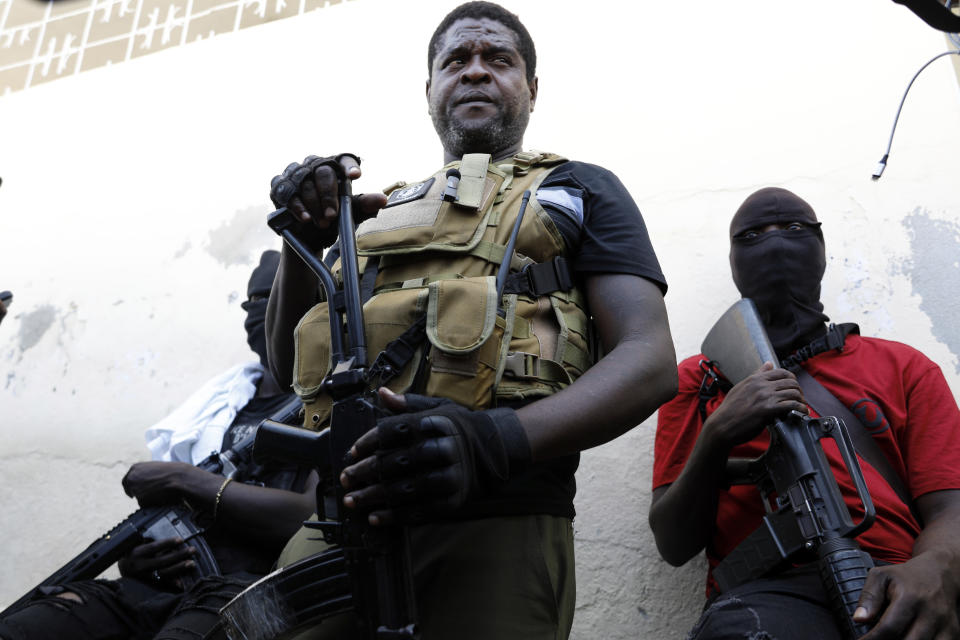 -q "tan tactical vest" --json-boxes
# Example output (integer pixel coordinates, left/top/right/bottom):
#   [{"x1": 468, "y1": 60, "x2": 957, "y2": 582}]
[{"x1": 292, "y1": 151, "x2": 595, "y2": 430}]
